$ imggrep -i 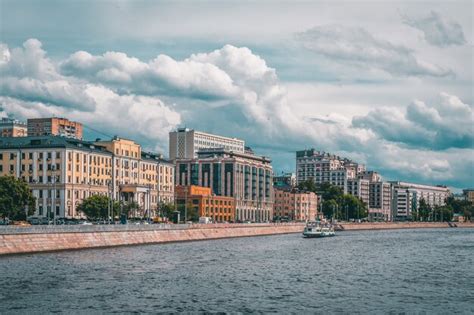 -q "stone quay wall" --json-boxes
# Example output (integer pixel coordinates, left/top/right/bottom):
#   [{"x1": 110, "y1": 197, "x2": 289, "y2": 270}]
[
  {"x1": 339, "y1": 222, "x2": 474, "y2": 230},
  {"x1": 0, "y1": 223, "x2": 305, "y2": 256}
]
